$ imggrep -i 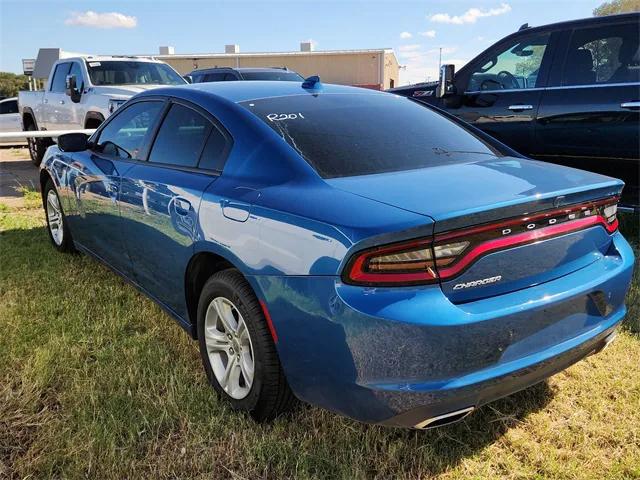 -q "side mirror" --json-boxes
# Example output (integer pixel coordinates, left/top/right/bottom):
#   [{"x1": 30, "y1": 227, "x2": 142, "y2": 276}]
[
  {"x1": 436, "y1": 64, "x2": 456, "y2": 98},
  {"x1": 183, "y1": 75, "x2": 193, "y2": 84},
  {"x1": 65, "y1": 75, "x2": 82, "y2": 103},
  {"x1": 57, "y1": 133, "x2": 89, "y2": 152}
]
